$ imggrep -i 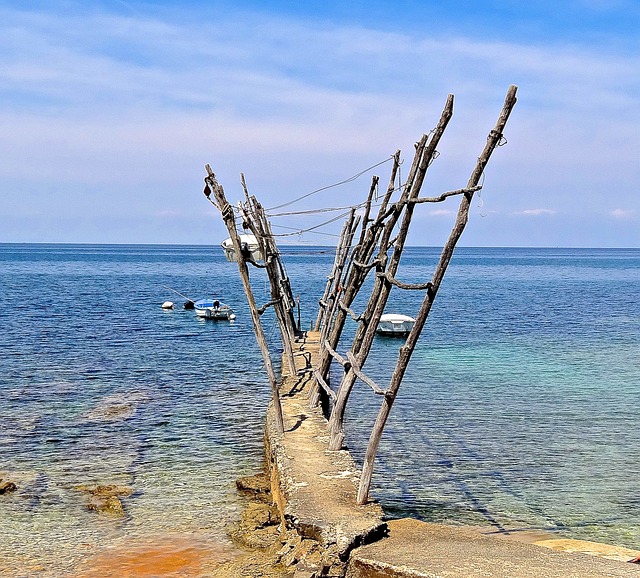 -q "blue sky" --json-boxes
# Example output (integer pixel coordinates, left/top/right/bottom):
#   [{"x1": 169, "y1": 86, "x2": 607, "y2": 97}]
[{"x1": 1, "y1": 1, "x2": 639, "y2": 246}]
